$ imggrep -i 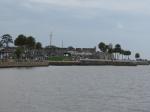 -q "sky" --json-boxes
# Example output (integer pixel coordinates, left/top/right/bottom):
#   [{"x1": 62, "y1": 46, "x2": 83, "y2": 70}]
[{"x1": 0, "y1": 0, "x2": 150, "y2": 59}]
